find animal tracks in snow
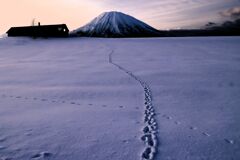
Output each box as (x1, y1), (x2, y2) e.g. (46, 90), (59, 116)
(109, 50), (158, 160)
(224, 139), (234, 144)
(0, 157), (12, 160)
(174, 121), (181, 125)
(0, 93), (133, 111)
(189, 126), (198, 130)
(108, 49), (236, 158)
(202, 132), (211, 137)
(159, 112), (211, 136)
(0, 145), (6, 150)
(31, 152), (52, 159)
(157, 111), (238, 145)
(0, 137), (7, 143)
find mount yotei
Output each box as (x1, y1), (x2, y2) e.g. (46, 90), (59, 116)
(71, 11), (161, 37)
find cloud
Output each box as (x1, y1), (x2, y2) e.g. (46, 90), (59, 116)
(220, 6), (240, 18)
(98, 0), (240, 29)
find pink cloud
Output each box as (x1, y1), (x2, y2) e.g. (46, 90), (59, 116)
(220, 6), (240, 18)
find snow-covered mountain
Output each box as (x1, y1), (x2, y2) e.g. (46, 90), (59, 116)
(71, 11), (161, 37)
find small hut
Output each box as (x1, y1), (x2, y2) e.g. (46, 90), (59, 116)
(7, 23), (69, 37)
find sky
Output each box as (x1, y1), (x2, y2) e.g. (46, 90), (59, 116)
(0, 0), (240, 34)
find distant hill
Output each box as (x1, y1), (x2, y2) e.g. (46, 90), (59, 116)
(161, 19), (240, 37)
(71, 11), (162, 37)
(207, 19), (240, 33)
(71, 11), (240, 38)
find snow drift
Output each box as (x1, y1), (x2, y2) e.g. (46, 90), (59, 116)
(71, 11), (161, 37)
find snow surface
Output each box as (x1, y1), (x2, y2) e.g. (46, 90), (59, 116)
(71, 11), (160, 37)
(0, 37), (240, 160)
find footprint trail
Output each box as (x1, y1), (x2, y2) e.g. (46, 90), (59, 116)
(109, 50), (158, 160)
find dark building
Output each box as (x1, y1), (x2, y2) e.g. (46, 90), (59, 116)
(7, 23), (69, 37)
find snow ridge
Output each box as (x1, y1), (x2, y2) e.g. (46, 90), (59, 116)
(109, 51), (158, 160)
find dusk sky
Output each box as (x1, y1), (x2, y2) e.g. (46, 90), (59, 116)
(1, 0), (240, 34)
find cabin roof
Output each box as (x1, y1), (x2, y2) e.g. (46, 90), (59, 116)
(7, 24), (69, 33)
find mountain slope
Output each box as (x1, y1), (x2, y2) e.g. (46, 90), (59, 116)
(71, 11), (161, 37)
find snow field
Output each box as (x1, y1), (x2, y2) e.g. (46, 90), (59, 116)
(0, 37), (240, 160)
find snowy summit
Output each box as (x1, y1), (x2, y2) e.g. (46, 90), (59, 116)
(71, 11), (161, 37)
